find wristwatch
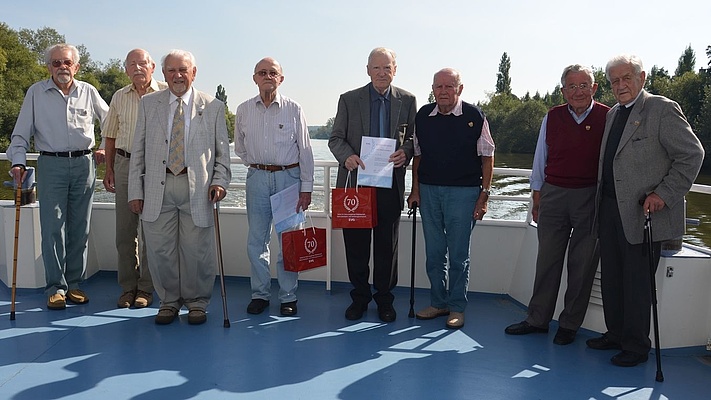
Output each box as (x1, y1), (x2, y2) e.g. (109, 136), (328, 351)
(481, 188), (491, 196)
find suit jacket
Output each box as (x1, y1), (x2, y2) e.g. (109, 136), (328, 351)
(128, 88), (231, 227)
(328, 84), (416, 209)
(595, 90), (704, 244)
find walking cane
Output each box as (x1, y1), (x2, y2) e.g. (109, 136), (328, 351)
(10, 185), (21, 320)
(645, 213), (664, 382)
(212, 193), (230, 328)
(407, 202), (418, 318)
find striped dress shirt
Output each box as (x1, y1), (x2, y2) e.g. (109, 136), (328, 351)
(234, 93), (315, 192)
(103, 79), (168, 151)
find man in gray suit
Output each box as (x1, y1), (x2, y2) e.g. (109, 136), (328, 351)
(128, 49), (231, 325)
(588, 54), (704, 366)
(329, 47), (416, 322)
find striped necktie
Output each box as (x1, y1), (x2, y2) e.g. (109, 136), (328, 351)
(168, 97), (186, 175)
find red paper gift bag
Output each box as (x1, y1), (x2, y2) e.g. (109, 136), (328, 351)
(282, 226), (328, 272)
(331, 186), (378, 229)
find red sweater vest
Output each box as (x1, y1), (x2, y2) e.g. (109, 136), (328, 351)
(544, 102), (609, 188)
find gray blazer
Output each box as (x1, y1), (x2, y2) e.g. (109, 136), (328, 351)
(328, 84), (416, 209)
(595, 90), (704, 244)
(128, 89), (231, 227)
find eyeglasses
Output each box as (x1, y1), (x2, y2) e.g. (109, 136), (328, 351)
(564, 83), (591, 92)
(255, 70), (280, 79)
(51, 59), (74, 68)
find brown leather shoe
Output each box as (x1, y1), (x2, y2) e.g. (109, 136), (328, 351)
(188, 309), (207, 325)
(117, 291), (135, 308)
(416, 306), (450, 320)
(47, 293), (66, 310)
(446, 312), (465, 329)
(66, 289), (89, 304)
(155, 308), (178, 325)
(134, 290), (153, 308)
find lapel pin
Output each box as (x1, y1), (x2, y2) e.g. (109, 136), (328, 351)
(279, 124), (284, 129)
(634, 121), (640, 126)
(585, 125), (591, 130)
(468, 122), (474, 127)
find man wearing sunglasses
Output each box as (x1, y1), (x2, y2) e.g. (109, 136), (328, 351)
(8, 43), (109, 310)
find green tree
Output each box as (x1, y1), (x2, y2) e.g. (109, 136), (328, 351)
(93, 59), (130, 103)
(592, 68), (615, 106)
(706, 45), (711, 67)
(496, 99), (548, 153)
(675, 45), (696, 77)
(17, 26), (64, 64)
(216, 84), (228, 107)
(427, 90), (435, 104)
(495, 52), (512, 95)
(666, 71), (705, 132)
(646, 65), (671, 95)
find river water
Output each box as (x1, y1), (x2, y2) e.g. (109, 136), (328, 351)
(85, 139), (711, 250)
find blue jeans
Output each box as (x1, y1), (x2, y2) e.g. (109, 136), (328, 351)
(37, 154), (95, 295)
(419, 183), (479, 313)
(246, 167), (301, 303)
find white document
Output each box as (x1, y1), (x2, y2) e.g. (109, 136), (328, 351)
(357, 137), (396, 188)
(270, 182), (305, 233)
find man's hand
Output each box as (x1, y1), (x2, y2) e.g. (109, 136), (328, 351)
(103, 170), (116, 193)
(128, 199), (143, 215)
(297, 192), (312, 212)
(407, 191), (420, 209)
(209, 185), (226, 203)
(389, 149), (407, 168)
(94, 149), (106, 165)
(531, 190), (541, 223)
(473, 193), (488, 220)
(345, 154), (365, 171)
(643, 192), (666, 214)
(10, 166), (26, 188)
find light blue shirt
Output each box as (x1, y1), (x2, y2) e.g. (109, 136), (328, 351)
(530, 102), (595, 191)
(8, 78), (109, 166)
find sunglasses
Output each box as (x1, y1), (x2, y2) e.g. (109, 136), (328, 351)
(51, 59), (74, 68)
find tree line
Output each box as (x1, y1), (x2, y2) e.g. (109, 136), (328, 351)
(1, 23), (709, 165)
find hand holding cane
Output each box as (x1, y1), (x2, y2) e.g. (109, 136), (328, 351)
(407, 202), (418, 318)
(212, 189), (230, 328)
(645, 212), (664, 382)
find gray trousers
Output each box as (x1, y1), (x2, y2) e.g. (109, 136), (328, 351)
(525, 183), (599, 331)
(142, 173), (215, 312)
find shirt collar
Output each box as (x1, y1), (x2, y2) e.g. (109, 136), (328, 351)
(428, 98), (463, 116)
(567, 101), (595, 122)
(369, 83), (391, 101)
(129, 79), (163, 94)
(619, 90), (643, 109)
(256, 92), (282, 108)
(170, 87), (193, 105)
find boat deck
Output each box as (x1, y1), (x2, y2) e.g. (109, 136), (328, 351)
(2, 272), (709, 399)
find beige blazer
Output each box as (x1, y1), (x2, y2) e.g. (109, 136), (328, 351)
(128, 89), (231, 227)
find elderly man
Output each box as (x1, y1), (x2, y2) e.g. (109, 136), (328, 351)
(588, 54), (703, 366)
(103, 49), (167, 309)
(407, 68), (494, 329)
(329, 47), (416, 323)
(234, 57), (314, 317)
(8, 43), (108, 310)
(128, 49), (231, 325)
(505, 65), (609, 345)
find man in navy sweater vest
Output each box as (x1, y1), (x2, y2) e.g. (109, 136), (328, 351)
(505, 65), (609, 345)
(407, 68), (495, 329)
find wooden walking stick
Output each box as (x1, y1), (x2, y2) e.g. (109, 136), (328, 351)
(407, 202), (418, 318)
(10, 185), (21, 320)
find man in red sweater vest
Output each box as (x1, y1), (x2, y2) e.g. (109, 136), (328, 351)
(505, 65), (609, 345)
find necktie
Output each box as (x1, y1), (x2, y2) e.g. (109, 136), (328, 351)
(379, 97), (387, 138)
(168, 98), (185, 175)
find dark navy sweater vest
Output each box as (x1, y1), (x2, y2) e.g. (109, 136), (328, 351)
(415, 102), (485, 186)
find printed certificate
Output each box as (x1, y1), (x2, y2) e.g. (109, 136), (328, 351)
(357, 137), (396, 188)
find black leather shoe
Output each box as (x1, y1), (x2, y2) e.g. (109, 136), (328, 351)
(586, 333), (621, 350)
(247, 299), (269, 315)
(504, 321), (549, 335)
(378, 304), (396, 323)
(553, 327), (576, 345)
(611, 350), (649, 367)
(345, 302), (367, 320)
(280, 301), (298, 316)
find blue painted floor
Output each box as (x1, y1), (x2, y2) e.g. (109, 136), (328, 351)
(1, 272), (710, 399)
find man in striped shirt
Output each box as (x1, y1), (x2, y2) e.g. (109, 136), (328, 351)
(103, 49), (167, 309)
(234, 57), (315, 317)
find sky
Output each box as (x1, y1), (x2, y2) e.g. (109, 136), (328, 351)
(3, 0), (710, 125)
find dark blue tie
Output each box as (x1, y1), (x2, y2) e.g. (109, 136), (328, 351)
(379, 97), (387, 138)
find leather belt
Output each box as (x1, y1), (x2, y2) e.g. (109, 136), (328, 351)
(40, 149), (92, 158)
(250, 163), (299, 172)
(116, 148), (131, 158)
(167, 168), (187, 175)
